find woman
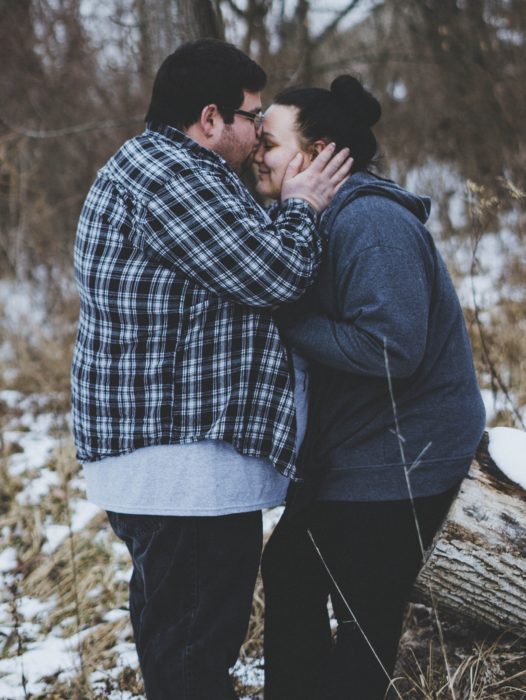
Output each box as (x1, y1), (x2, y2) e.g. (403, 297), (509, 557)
(255, 76), (486, 700)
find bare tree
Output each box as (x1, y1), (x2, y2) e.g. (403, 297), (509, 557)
(1, 0), (524, 284)
(0, 0), (229, 281)
(220, 0), (368, 89)
(309, 0), (526, 186)
(0, 0), (145, 280)
(175, 0), (224, 43)
(408, 0), (524, 179)
(132, 0), (224, 87)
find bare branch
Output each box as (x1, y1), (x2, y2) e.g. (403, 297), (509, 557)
(312, 0), (364, 48)
(108, 15), (141, 29)
(220, 0), (245, 18)
(0, 116), (144, 140)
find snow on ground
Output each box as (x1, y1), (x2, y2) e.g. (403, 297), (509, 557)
(0, 548), (17, 575)
(0, 385), (282, 698)
(0, 387), (140, 698)
(2, 383), (524, 698)
(451, 228), (525, 310)
(479, 386), (519, 427)
(232, 657), (265, 698)
(0, 396), (74, 696)
(0, 631), (79, 700)
(0, 279), (49, 371)
(401, 161), (525, 313)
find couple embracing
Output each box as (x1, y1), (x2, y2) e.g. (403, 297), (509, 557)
(71, 39), (485, 700)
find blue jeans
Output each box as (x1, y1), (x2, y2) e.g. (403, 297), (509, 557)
(107, 510), (263, 700)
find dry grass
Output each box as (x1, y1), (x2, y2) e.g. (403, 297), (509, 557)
(1, 392), (526, 699)
(393, 604), (526, 699)
(465, 180), (526, 430)
(0, 285), (78, 411)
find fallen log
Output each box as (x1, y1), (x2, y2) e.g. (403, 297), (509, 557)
(414, 431), (526, 632)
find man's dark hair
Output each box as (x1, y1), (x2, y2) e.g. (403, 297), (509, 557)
(145, 39), (266, 130)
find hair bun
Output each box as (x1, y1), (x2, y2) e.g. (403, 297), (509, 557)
(330, 75), (381, 128)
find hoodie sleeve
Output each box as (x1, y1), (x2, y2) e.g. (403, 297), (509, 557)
(277, 209), (434, 377)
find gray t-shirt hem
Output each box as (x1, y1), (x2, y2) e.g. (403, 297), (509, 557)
(82, 354), (309, 516)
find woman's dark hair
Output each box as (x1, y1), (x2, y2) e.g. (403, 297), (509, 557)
(146, 39), (267, 130)
(273, 75), (381, 171)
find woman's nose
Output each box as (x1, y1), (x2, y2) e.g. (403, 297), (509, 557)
(253, 141), (264, 164)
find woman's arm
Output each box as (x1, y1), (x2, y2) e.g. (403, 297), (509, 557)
(277, 241), (433, 378)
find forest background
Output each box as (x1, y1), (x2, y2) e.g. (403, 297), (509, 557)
(0, 1), (525, 698)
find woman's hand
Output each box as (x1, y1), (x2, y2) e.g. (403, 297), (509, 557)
(280, 144), (353, 213)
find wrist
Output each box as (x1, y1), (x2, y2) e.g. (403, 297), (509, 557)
(281, 196), (319, 217)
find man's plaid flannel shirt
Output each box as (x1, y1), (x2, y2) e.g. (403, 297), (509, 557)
(71, 124), (321, 478)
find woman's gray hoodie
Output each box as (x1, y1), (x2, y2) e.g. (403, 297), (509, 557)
(277, 171), (486, 506)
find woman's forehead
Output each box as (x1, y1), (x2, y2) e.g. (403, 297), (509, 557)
(263, 104), (299, 136)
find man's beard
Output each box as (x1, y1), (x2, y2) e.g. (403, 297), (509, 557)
(215, 125), (253, 174)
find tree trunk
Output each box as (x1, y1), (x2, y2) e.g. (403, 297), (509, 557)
(175, 0), (224, 43)
(295, 0), (313, 85)
(414, 433), (526, 633)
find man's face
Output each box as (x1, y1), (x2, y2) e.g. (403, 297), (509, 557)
(214, 91), (262, 174)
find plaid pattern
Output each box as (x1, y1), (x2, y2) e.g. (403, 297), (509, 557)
(71, 124), (321, 477)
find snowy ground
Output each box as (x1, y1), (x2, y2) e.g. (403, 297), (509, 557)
(1, 393), (525, 699)
(0, 391), (103, 698)
(0, 387), (279, 698)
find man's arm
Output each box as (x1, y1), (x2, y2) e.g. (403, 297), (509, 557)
(141, 144), (352, 309)
(143, 170), (319, 307)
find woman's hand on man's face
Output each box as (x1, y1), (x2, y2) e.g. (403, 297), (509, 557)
(280, 143), (353, 213)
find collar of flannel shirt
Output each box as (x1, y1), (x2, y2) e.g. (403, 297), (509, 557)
(146, 121), (234, 174)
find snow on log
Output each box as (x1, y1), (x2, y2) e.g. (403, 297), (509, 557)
(414, 430), (526, 633)
(488, 426), (526, 490)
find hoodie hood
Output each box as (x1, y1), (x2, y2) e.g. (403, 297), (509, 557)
(322, 171), (431, 232)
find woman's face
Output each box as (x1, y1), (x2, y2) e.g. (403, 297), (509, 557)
(254, 104), (309, 200)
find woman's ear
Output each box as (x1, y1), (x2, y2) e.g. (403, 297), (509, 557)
(309, 139), (329, 160)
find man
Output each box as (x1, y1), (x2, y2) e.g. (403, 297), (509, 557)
(71, 38), (350, 699)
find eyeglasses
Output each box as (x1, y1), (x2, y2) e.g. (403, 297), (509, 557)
(233, 109), (265, 130)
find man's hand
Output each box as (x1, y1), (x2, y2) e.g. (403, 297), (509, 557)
(281, 143), (353, 213)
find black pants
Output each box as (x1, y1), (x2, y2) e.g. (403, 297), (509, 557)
(261, 488), (457, 700)
(107, 510), (262, 700)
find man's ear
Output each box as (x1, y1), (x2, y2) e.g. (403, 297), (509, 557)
(200, 104), (222, 139)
